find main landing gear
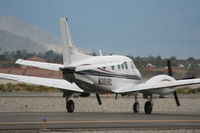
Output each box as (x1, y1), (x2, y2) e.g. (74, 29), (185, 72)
(144, 101), (153, 114)
(64, 92), (75, 113)
(133, 95), (153, 114)
(66, 99), (75, 113)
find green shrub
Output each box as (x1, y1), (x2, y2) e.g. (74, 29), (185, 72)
(176, 87), (200, 94)
(0, 83), (60, 92)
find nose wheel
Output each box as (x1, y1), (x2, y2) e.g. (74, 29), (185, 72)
(133, 94), (140, 113)
(133, 94), (154, 114)
(133, 102), (140, 113)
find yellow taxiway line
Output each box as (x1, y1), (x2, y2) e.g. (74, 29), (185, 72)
(0, 119), (200, 125)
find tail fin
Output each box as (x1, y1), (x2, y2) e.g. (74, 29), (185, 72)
(60, 18), (90, 66)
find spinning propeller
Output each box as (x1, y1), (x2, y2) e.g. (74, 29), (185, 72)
(96, 94), (102, 105)
(167, 60), (180, 106)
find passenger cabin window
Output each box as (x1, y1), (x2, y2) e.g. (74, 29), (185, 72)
(121, 64), (124, 69)
(111, 65), (115, 70)
(118, 65), (121, 69)
(124, 62), (128, 69)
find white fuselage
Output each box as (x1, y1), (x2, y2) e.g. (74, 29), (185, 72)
(64, 55), (143, 94)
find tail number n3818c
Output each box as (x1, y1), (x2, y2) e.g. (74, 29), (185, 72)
(98, 78), (112, 86)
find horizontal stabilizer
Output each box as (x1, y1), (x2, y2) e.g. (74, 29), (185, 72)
(16, 59), (64, 71)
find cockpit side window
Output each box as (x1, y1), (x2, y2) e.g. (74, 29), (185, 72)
(111, 65), (115, 70)
(130, 61), (134, 69)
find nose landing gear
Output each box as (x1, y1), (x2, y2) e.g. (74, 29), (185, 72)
(133, 102), (140, 113)
(133, 94), (153, 114)
(133, 94), (140, 113)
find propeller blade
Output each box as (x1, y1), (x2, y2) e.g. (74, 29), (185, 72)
(167, 60), (180, 106)
(177, 76), (195, 80)
(167, 60), (173, 76)
(173, 91), (180, 106)
(96, 94), (102, 105)
(182, 76), (195, 80)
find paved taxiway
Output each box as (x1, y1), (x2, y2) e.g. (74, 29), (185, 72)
(0, 112), (200, 130)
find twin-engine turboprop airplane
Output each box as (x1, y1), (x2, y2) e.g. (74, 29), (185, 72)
(0, 18), (200, 114)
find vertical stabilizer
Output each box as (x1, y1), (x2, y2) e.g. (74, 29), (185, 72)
(60, 18), (74, 65)
(60, 18), (90, 66)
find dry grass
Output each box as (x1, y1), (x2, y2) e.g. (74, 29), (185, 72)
(0, 83), (60, 92)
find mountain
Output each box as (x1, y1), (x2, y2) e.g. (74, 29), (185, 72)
(0, 15), (62, 53)
(0, 29), (46, 53)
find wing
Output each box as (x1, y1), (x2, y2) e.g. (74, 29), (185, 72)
(16, 59), (64, 71)
(0, 73), (83, 92)
(112, 78), (200, 93)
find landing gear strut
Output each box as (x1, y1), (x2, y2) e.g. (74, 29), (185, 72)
(133, 94), (140, 113)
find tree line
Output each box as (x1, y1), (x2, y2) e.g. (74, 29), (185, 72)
(0, 50), (200, 69)
(0, 50), (63, 67)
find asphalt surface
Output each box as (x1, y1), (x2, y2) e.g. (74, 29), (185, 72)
(0, 112), (200, 130)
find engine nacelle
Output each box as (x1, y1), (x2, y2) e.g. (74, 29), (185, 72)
(144, 75), (176, 95)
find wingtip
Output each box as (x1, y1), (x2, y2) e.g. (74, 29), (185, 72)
(15, 59), (23, 64)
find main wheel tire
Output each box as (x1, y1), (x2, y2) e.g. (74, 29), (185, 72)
(67, 100), (75, 113)
(144, 101), (153, 114)
(133, 102), (140, 113)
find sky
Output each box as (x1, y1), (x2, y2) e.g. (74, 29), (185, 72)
(0, 0), (200, 58)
